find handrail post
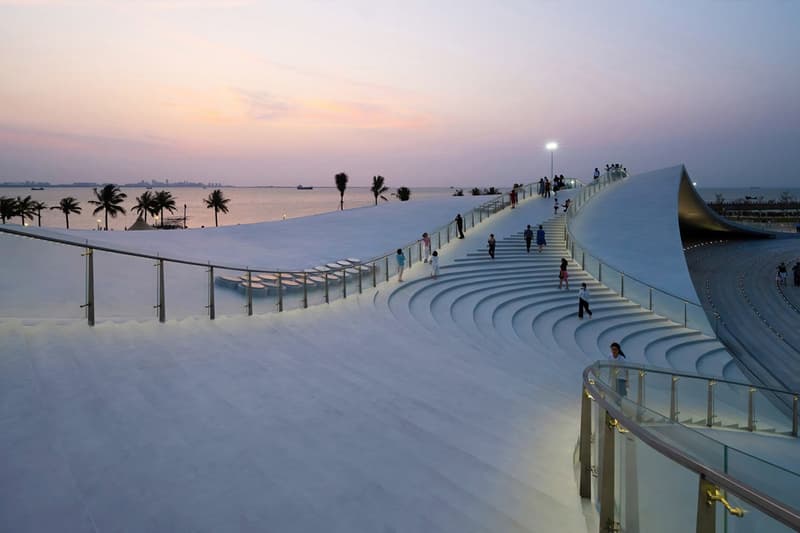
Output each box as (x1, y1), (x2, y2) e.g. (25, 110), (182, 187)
(582, 251), (585, 270)
(418, 241), (422, 261)
(707, 381), (715, 427)
(277, 272), (283, 312)
(637, 370), (645, 407)
(471, 211), (475, 226)
(649, 288), (653, 311)
(599, 263), (603, 283)
(324, 272), (329, 303)
(81, 247), (95, 326)
(372, 261), (377, 287)
(670, 376), (679, 421)
(156, 258), (166, 323)
(479, 208), (483, 223)
(446, 224), (450, 244)
(599, 410), (616, 532)
(246, 270), (253, 316)
(579, 387), (592, 498)
(696, 476), (717, 533)
(684, 303), (688, 328)
(303, 272), (308, 308)
(358, 266), (362, 294)
(621, 273), (625, 297)
(384, 257), (389, 282)
(793, 396), (798, 437)
(342, 268), (347, 299)
(747, 388), (755, 431)
(207, 265), (215, 320)
(408, 246), (412, 268)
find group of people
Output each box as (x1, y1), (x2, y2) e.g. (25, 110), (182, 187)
(522, 224), (547, 254)
(396, 231), (441, 282)
(537, 175), (570, 198)
(553, 198), (571, 215)
(777, 261), (800, 286)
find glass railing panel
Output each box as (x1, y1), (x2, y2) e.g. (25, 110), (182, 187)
(213, 267), (251, 317)
(640, 369), (673, 420)
(624, 276), (652, 312)
(163, 261), (208, 320)
(651, 289), (687, 327)
(93, 249), (158, 320)
(674, 375), (714, 427)
(723, 493), (795, 533)
(0, 234), (85, 320)
(616, 427), (699, 533)
(712, 381), (755, 431)
(278, 272), (306, 311)
(603, 265), (623, 295)
(685, 303), (713, 336)
(584, 253), (601, 281)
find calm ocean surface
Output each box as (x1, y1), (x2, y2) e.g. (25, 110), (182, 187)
(0, 186), (459, 231)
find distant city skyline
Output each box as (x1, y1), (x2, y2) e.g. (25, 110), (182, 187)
(1, 1), (798, 187)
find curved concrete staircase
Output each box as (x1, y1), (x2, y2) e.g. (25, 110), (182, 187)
(381, 214), (746, 382)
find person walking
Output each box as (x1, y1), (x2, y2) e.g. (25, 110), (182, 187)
(609, 342), (628, 396)
(430, 250), (440, 279)
(524, 224), (534, 253)
(422, 232), (432, 263)
(778, 262), (788, 285)
(578, 282), (592, 319)
(488, 234), (496, 260)
(544, 178), (551, 198)
(396, 248), (406, 282)
(455, 214), (465, 239)
(553, 198), (559, 215)
(510, 189), (517, 209)
(559, 257), (569, 289)
(593, 167), (600, 181)
(536, 225), (546, 253)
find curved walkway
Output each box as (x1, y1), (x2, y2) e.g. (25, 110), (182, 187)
(687, 239), (800, 391)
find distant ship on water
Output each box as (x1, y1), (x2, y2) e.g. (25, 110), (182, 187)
(297, 185), (313, 190)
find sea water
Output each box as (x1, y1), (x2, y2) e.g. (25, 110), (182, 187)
(0, 186), (459, 231)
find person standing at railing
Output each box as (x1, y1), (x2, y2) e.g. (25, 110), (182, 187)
(536, 225), (546, 253)
(544, 178), (551, 198)
(487, 234), (496, 259)
(524, 224), (533, 253)
(509, 189), (517, 209)
(593, 167), (600, 181)
(430, 250), (440, 279)
(422, 232), (432, 263)
(578, 282), (592, 319)
(563, 198), (571, 212)
(609, 342), (628, 396)
(396, 249), (406, 282)
(538, 177), (545, 197)
(455, 214), (465, 239)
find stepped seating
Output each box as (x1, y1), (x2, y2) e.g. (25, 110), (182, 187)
(384, 212), (743, 382)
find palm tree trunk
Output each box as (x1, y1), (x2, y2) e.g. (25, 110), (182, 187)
(214, 207), (218, 227)
(105, 210), (109, 231)
(340, 193), (344, 211)
(37, 211), (42, 227)
(374, 195), (377, 206)
(65, 213), (69, 229)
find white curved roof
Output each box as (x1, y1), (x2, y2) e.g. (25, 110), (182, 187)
(569, 165), (700, 304)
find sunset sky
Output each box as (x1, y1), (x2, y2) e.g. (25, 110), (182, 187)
(1, 0), (798, 186)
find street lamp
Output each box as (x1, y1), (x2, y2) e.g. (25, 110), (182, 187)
(546, 142), (558, 181)
(96, 218), (102, 231)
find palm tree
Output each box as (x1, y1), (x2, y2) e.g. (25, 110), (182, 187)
(370, 175), (389, 206)
(88, 184), (127, 230)
(396, 187), (411, 201)
(153, 190), (177, 227)
(0, 196), (17, 224)
(31, 200), (47, 226)
(335, 172), (348, 211)
(15, 195), (36, 225)
(132, 191), (157, 224)
(50, 197), (82, 229)
(203, 189), (230, 227)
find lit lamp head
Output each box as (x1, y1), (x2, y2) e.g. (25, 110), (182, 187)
(546, 142), (558, 151)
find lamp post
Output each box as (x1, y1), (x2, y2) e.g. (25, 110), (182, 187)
(546, 141), (558, 181)
(96, 218), (101, 231)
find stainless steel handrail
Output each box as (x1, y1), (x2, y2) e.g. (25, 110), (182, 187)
(584, 363), (800, 529)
